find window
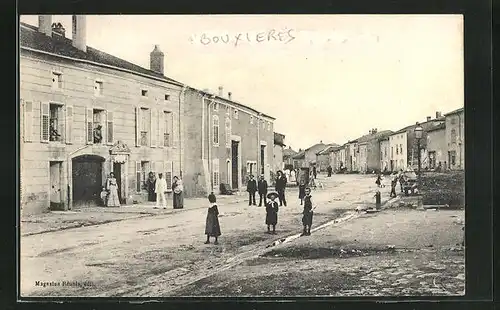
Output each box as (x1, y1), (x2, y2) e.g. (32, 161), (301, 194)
(136, 161), (150, 192)
(250, 115), (254, 124)
(267, 122), (271, 130)
(225, 117), (231, 147)
(212, 159), (220, 191)
(22, 100), (33, 142)
(234, 109), (239, 119)
(226, 106), (230, 115)
(262, 120), (266, 129)
(135, 107), (150, 147)
(165, 161), (173, 191)
(212, 115), (219, 145)
(92, 109), (105, 144)
(213, 103), (218, 111)
(49, 104), (63, 142)
(163, 111), (173, 147)
(396, 146), (399, 155)
(164, 94), (170, 101)
(51, 72), (62, 90)
(94, 80), (103, 96)
(141, 89), (148, 97)
(451, 129), (457, 143)
(384, 147), (387, 157)
(450, 117), (457, 125)
(449, 151), (456, 166)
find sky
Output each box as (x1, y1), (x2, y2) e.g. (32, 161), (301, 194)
(20, 15), (464, 151)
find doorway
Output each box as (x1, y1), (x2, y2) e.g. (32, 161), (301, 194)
(231, 140), (239, 189)
(49, 161), (64, 210)
(260, 145), (266, 175)
(226, 160), (231, 185)
(113, 162), (123, 203)
(72, 155), (105, 207)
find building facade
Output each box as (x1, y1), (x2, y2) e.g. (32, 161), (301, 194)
(282, 146), (298, 170)
(182, 87), (275, 197)
(379, 138), (390, 172)
(426, 124), (446, 170)
(273, 132), (286, 173)
(20, 16), (184, 215)
(388, 130), (408, 172)
(344, 141), (358, 172)
(444, 108), (464, 170)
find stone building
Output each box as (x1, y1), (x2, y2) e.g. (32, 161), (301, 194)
(293, 141), (328, 170)
(344, 140), (358, 172)
(273, 132), (286, 173)
(425, 123), (446, 170)
(444, 107), (464, 170)
(20, 16), (185, 214)
(354, 129), (393, 173)
(282, 146), (298, 170)
(182, 87), (275, 197)
(379, 137), (390, 172)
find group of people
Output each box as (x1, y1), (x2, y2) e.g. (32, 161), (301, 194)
(204, 185), (316, 245)
(147, 172), (184, 209)
(246, 170), (289, 207)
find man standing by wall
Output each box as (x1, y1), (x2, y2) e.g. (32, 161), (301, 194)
(258, 174), (268, 207)
(155, 173), (168, 209)
(247, 174), (257, 206)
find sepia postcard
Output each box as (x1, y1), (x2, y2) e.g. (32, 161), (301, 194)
(19, 14), (465, 298)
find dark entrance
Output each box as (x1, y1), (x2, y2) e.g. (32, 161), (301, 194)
(231, 140), (239, 189)
(260, 145), (265, 175)
(113, 162), (123, 203)
(72, 155), (105, 207)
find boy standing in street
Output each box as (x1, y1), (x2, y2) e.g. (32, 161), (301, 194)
(265, 191), (280, 234)
(301, 187), (314, 236)
(247, 174), (257, 206)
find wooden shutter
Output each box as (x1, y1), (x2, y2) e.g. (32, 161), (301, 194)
(172, 112), (178, 149)
(23, 100), (33, 142)
(106, 110), (114, 145)
(136, 161), (141, 192)
(158, 111), (164, 148)
(86, 108), (93, 144)
(213, 159), (220, 190)
(40, 102), (49, 143)
(150, 109), (157, 147)
(65, 105), (73, 144)
(225, 117), (231, 148)
(135, 107), (141, 147)
(165, 161), (173, 191)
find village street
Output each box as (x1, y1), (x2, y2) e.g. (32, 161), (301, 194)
(20, 173), (464, 297)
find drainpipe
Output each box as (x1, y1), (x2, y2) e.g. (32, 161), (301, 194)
(179, 85), (187, 178)
(66, 144), (92, 210)
(257, 112), (262, 178)
(208, 96), (216, 191)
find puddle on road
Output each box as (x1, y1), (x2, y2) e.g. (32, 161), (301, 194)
(37, 241), (100, 257)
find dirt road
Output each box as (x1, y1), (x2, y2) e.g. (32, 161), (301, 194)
(21, 174), (385, 297)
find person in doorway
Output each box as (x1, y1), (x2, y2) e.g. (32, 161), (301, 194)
(155, 173), (168, 209)
(275, 170), (287, 207)
(298, 179), (306, 205)
(205, 192), (221, 244)
(327, 165), (332, 177)
(246, 174), (257, 206)
(106, 172), (120, 207)
(301, 187), (314, 236)
(172, 176), (184, 209)
(147, 172), (157, 202)
(257, 174), (268, 207)
(265, 191), (279, 234)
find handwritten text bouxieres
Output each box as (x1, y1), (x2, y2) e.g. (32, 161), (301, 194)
(190, 29), (296, 46)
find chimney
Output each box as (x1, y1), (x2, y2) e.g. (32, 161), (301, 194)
(228, 92), (232, 100)
(71, 15), (87, 52)
(426, 116), (431, 122)
(51, 22), (66, 37)
(150, 45), (165, 75)
(38, 15), (52, 36)
(218, 86), (224, 96)
(436, 111), (442, 118)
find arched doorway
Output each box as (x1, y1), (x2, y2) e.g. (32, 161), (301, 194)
(72, 154), (105, 207)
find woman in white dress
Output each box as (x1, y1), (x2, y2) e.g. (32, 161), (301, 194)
(106, 172), (121, 207)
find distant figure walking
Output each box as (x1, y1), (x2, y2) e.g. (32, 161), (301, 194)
(247, 174), (257, 206)
(172, 176), (184, 209)
(309, 171), (316, 189)
(398, 169), (405, 193)
(265, 191), (280, 234)
(312, 166), (317, 179)
(257, 175), (268, 207)
(106, 172), (120, 207)
(375, 174), (382, 187)
(275, 170), (287, 207)
(327, 165), (332, 177)
(155, 173), (168, 208)
(390, 173), (398, 198)
(205, 193), (221, 244)
(301, 187), (314, 236)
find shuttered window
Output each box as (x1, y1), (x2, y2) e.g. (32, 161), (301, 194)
(225, 117), (231, 148)
(136, 161), (141, 192)
(23, 100), (33, 142)
(106, 111), (114, 145)
(213, 158), (220, 191)
(163, 111), (173, 147)
(212, 115), (219, 146)
(65, 105), (73, 144)
(135, 107), (141, 146)
(86, 108), (93, 144)
(40, 102), (49, 143)
(165, 161), (173, 191)
(150, 109), (157, 147)
(172, 112), (178, 149)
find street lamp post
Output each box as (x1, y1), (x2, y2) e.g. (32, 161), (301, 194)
(414, 124), (423, 173)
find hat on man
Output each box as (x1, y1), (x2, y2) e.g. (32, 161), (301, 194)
(267, 191), (279, 199)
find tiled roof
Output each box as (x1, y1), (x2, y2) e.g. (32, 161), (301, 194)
(444, 107), (464, 116)
(356, 130), (393, 143)
(292, 150), (306, 159)
(427, 122), (446, 132)
(317, 144), (342, 155)
(20, 22), (182, 85)
(283, 147), (297, 157)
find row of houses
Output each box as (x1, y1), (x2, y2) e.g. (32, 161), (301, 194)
(20, 15), (279, 215)
(316, 109), (464, 173)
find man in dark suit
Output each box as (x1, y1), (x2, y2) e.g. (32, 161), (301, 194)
(257, 174), (268, 207)
(246, 174), (257, 206)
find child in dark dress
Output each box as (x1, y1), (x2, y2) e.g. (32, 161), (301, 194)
(301, 187), (314, 236)
(265, 191), (279, 234)
(205, 193), (221, 245)
(298, 180), (306, 205)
